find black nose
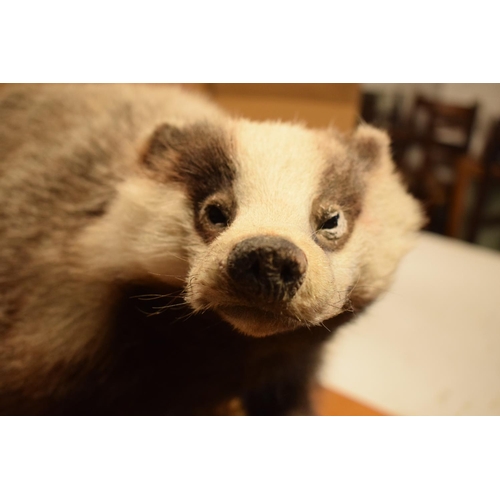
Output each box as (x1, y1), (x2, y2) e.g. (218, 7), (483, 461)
(226, 236), (307, 302)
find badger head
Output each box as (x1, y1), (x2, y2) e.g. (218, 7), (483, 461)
(132, 117), (424, 337)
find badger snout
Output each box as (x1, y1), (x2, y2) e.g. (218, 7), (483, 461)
(226, 236), (307, 302)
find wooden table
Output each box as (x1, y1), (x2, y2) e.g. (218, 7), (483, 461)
(313, 386), (384, 416)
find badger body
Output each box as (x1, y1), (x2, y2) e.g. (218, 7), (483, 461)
(0, 85), (423, 415)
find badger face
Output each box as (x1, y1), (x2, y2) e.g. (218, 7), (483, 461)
(140, 118), (423, 337)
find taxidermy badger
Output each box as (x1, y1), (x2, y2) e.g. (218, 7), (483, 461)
(0, 85), (423, 415)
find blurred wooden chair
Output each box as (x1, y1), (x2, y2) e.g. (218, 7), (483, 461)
(448, 119), (500, 241)
(393, 95), (478, 235)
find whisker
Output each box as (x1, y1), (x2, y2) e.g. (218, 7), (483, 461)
(130, 292), (181, 301)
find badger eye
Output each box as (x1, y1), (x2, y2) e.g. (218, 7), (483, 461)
(206, 204), (229, 227)
(316, 210), (347, 242)
(320, 213), (340, 230)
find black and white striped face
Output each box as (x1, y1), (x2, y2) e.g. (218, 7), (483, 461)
(142, 119), (423, 336)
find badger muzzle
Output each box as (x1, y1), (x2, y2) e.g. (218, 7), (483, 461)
(226, 236), (308, 302)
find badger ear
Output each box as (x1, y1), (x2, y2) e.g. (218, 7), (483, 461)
(350, 123), (392, 171)
(141, 123), (185, 172)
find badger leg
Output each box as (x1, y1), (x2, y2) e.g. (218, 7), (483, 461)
(244, 384), (313, 416)
(241, 345), (321, 416)
(242, 376), (315, 416)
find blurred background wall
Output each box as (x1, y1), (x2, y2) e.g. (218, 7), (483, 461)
(184, 83), (360, 132)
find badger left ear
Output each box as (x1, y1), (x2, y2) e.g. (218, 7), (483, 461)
(140, 123), (186, 175)
(350, 123), (392, 171)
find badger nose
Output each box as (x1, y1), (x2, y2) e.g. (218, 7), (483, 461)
(226, 236), (307, 302)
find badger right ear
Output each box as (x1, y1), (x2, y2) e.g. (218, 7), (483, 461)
(141, 123), (185, 173)
(350, 124), (392, 171)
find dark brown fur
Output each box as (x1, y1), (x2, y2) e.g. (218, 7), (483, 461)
(311, 163), (364, 252)
(0, 284), (355, 416)
(142, 122), (238, 242)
